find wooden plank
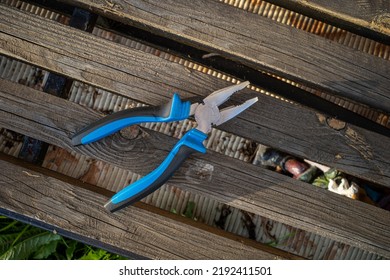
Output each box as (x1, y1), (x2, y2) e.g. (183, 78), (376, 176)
(14, 4), (98, 163)
(6, 0), (390, 136)
(1, 79), (390, 258)
(57, 0), (390, 112)
(266, 0), (390, 43)
(0, 155), (285, 260)
(0, 6), (389, 185)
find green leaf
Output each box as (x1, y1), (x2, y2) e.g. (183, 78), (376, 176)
(0, 232), (22, 254)
(32, 239), (60, 259)
(183, 201), (196, 219)
(0, 217), (127, 260)
(0, 227), (43, 254)
(65, 240), (78, 260)
(0, 231), (61, 260)
(324, 168), (341, 180)
(266, 232), (296, 247)
(0, 220), (19, 233)
(79, 248), (107, 260)
(312, 177), (329, 188)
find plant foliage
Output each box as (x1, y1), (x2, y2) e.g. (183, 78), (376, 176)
(0, 216), (127, 260)
(312, 168), (343, 189)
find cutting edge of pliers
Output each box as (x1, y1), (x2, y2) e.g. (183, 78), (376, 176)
(71, 81), (258, 212)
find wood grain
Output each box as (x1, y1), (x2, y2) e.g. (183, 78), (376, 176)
(0, 6), (389, 185)
(57, 0), (390, 112)
(266, 0), (390, 41)
(0, 155), (285, 260)
(1, 79), (390, 258)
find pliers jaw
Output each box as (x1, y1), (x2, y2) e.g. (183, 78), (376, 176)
(191, 81), (258, 134)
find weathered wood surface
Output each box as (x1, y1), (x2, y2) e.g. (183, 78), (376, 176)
(1, 79), (390, 258)
(58, 0), (390, 112)
(0, 155), (286, 260)
(266, 0), (390, 42)
(1, 5), (389, 185)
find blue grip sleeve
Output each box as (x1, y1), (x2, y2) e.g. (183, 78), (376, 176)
(72, 94), (191, 145)
(105, 128), (208, 212)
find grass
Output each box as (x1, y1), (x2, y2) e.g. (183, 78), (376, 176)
(0, 216), (127, 260)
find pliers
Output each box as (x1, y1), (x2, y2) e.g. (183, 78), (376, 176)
(72, 81), (257, 212)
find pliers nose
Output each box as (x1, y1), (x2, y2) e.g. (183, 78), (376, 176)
(72, 81), (257, 212)
(193, 81), (258, 133)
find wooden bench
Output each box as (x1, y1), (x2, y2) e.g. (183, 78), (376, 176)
(0, 0), (389, 259)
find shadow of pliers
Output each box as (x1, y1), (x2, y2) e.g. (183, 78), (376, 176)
(72, 81), (258, 212)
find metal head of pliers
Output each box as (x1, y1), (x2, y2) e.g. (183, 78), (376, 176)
(190, 81), (257, 134)
(72, 81), (257, 212)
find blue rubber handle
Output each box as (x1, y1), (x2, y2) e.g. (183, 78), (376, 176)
(104, 128), (208, 212)
(72, 94), (191, 145)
